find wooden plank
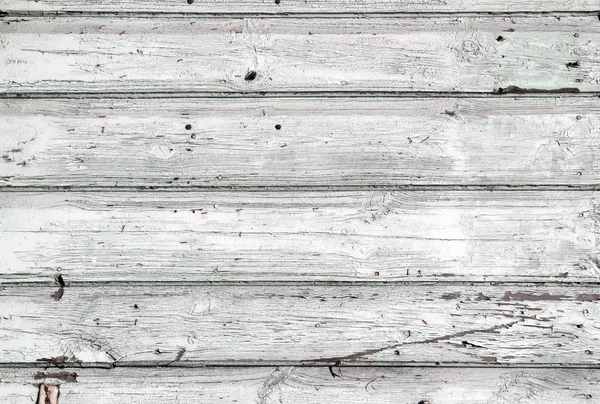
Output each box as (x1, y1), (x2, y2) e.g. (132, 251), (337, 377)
(1, 284), (598, 365)
(1, 367), (599, 404)
(1, 16), (598, 94)
(1, 0), (598, 14)
(2, 97), (600, 187)
(1, 190), (599, 283)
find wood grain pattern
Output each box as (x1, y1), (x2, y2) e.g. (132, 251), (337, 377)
(2, 97), (600, 187)
(1, 284), (599, 365)
(2, 0), (598, 14)
(1, 16), (598, 94)
(1, 367), (599, 404)
(1, 190), (599, 283)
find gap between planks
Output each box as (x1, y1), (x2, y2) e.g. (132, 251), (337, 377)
(2, 92), (600, 99)
(3, 185), (600, 192)
(2, 11), (600, 18)
(3, 281), (600, 287)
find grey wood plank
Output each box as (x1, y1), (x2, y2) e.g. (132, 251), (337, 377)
(1, 190), (599, 283)
(0, 284), (598, 365)
(1, 16), (598, 94)
(1, 0), (598, 14)
(1, 367), (599, 404)
(2, 97), (600, 187)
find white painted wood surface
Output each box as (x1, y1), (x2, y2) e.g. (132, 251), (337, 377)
(1, 191), (599, 283)
(2, 0), (598, 14)
(1, 1), (599, 399)
(1, 367), (598, 404)
(2, 97), (600, 187)
(1, 16), (598, 94)
(1, 284), (598, 365)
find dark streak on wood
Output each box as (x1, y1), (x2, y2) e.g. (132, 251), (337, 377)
(175, 348), (186, 362)
(502, 292), (568, 301)
(51, 274), (66, 301)
(50, 287), (64, 301)
(576, 294), (600, 301)
(36, 356), (71, 364)
(495, 86), (580, 94)
(36, 356), (80, 367)
(34, 372), (78, 383)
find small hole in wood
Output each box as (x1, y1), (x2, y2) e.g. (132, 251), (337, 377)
(191, 134), (196, 139)
(574, 33), (580, 38)
(496, 36), (504, 42)
(275, 124), (281, 130)
(576, 115), (583, 120)
(275, 0), (281, 4)
(134, 304), (139, 309)
(187, 0), (194, 4)
(185, 124), (192, 130)
(245, 71), (258, 81)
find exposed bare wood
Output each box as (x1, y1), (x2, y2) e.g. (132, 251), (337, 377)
(0, 284), (598, 365)
(1, 367), (599, 404)
(1, 16), (598, 95)
(1, 98), (600, 187)
(1, 190), (599, 283)
(36, 384), (59, 404)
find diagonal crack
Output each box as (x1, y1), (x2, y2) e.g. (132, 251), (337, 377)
(302, 320), (522, 363)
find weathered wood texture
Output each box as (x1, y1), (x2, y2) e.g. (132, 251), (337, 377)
(1, 191), (599, 283)
(1, 284), (598, 365)
(1, 367), (599, 404)
(2, 98), (600, 187)
(1, 0), (598, 14)
(1, 16), (598, 94)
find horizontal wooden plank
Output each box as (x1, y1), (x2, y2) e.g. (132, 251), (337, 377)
(1, 190), (599, 283)
(2, 97), (600, 187)
(1, 16), (598, 94)
(1, 284), (599, 365)
(1, 367), (599, 404)
(1, 0), (598, 14)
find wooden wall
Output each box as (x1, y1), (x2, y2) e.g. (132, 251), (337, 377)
(0, 0), (599, 402)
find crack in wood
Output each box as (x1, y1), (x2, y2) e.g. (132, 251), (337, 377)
(302, 320), (522, 363)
